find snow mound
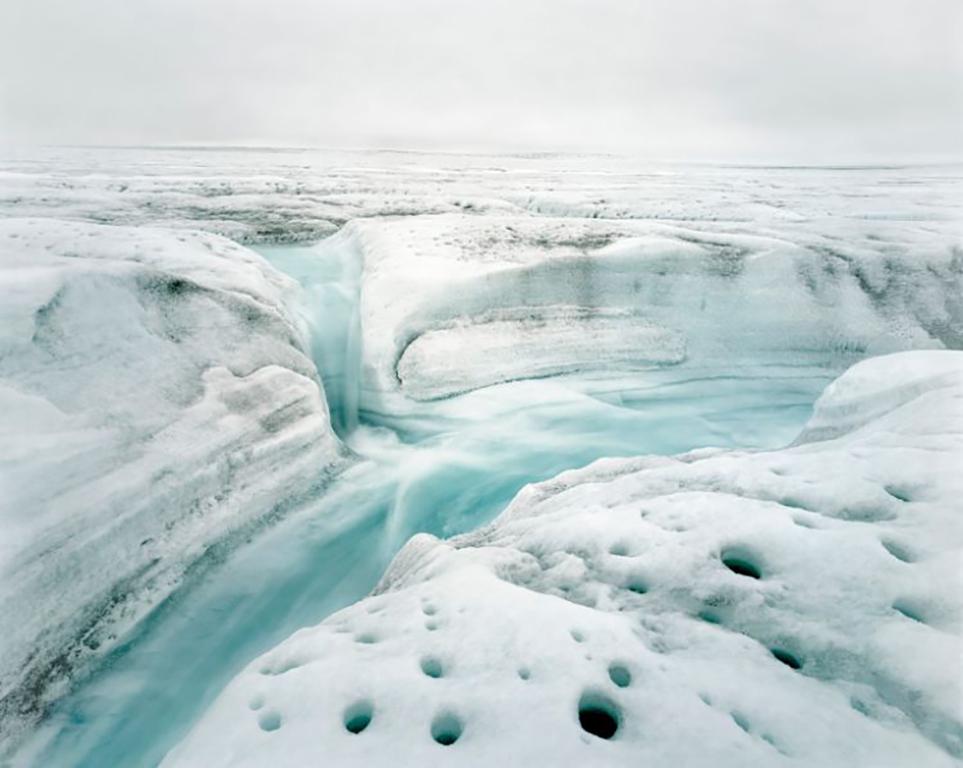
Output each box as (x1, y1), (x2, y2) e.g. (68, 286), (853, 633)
(164, 351), (963, 768)
(0, 219), (346, 740)
(345, 213), (961, 409)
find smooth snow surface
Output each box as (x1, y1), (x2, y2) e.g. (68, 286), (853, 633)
(165, 351), (963, 768)
(0, 219), (345, 743)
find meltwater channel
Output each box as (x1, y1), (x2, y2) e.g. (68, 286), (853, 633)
(19, 238), (834, 767)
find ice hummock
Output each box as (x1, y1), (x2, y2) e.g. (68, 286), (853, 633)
(163, 351), (963, 768)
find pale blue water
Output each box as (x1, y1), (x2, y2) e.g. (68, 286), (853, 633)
(19, 242), (834, 767)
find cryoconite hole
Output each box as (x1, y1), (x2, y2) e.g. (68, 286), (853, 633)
(258, 710), (282, 732)
(721, 548), (762, 579)
(893, 600), (926, 624)
(770, 647), (802, 670)
(248, 694), (265, 711)
(884, 485), (912, 503)
(343, 700), (374, 734)
(578, 691), (621, 739)
(626, 578), (648, 595)
(731, 711), (751, 733)
(420, 656), (444, 678)
(431, 711), (463, 746)
(881, 538), (915, 563)
(697, 609), (723, 625)
(608, 663), (631, 688)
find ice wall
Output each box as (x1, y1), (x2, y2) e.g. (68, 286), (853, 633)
(343, 213), (961, 414)
(0, 219), (347, 743)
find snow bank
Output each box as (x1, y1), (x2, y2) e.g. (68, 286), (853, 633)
(0, 219), (346, 740)
(345, 213), (960, 410)
(164, 350), (963, 767)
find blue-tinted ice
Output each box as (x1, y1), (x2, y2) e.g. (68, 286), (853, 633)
(21, 241), (832, 767)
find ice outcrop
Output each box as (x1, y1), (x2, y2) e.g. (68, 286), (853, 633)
(3, 148), (960, 418)
(0, 219), (346, 741)
(344, 213), (961, 411)
(164, 351), (963, 767)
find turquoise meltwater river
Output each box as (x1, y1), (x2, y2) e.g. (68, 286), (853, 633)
(17, 240), (835, 767)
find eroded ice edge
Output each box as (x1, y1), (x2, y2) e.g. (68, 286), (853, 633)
(165, 351), (963, 768)
(0, 149), (961, 766)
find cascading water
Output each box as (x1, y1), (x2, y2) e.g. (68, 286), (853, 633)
(256, 240), (364, 437)
(18, 235), (836, 768)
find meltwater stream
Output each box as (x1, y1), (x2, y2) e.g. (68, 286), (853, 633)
(20, 241), (835, 767)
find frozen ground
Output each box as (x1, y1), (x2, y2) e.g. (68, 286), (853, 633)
(0, 148), (961, 765)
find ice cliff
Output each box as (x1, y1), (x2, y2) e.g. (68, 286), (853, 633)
(0, 219), (346, 740)
(340, 213), (961, 413)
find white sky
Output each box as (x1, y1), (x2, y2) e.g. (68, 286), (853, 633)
(1, 0), (961, 160)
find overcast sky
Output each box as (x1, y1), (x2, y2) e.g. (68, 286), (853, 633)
(1, 0), (961, 160)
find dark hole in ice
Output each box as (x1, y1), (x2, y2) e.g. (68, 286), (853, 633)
(608, 663), (631, 688)
(518, 667), (531, 680)
(893, 600), (926, 624)
(884, 486), (912, 503)
(881, 538), (915, 563)
(721, 550), (762, 579)
(344, 701), (373, 734)
(770, 648), (802, 670)
(609, 542), (630, 557)
(626, 578), (648, 595)
(166, 278), (191, 296)
(421, 656), (444, 678)
(431, 711), (463, 746)
(578, 691), (621, 739)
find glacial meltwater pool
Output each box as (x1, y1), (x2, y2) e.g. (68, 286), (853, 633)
(17, 241), (836, 767)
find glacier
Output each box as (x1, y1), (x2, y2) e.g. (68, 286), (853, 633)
(0, 218), (346, 745)
(163, 351), (963, 768)
(0, 148), (961, 766)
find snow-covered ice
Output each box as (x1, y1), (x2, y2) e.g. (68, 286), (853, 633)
(1, 148), (961, 764)
(343, 211), (961, 410)
(163, 351), (963, 768)
(0, 219), (345, 740)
